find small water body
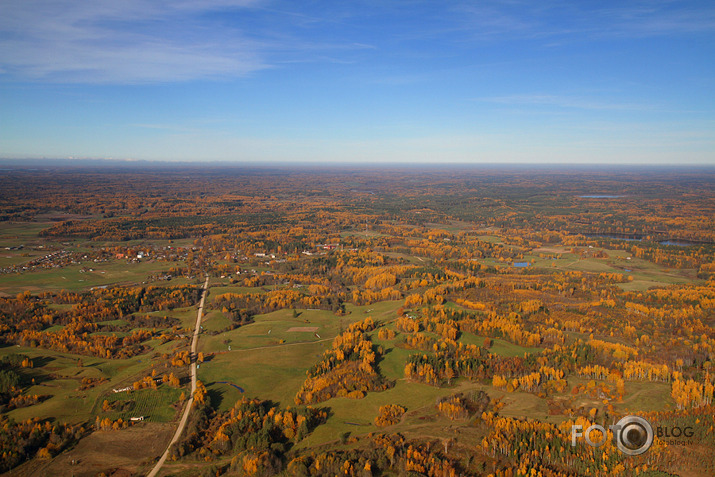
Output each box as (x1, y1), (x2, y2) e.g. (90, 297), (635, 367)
(659, 240), (698, 247)
(513, 262), (530, 268)
(217, 381), (245, 392)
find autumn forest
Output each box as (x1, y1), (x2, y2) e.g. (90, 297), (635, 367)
(0, 165), (713, 477)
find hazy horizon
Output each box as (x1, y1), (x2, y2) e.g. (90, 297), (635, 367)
(2, 157), (715, 173)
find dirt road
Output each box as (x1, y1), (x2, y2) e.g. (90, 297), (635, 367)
(146, 275), (209, 477)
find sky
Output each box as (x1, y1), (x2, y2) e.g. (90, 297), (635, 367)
(0, 0), (714, 165)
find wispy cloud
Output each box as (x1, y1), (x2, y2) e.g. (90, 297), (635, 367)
(3, 1), (712, 85)
(474, 94), (656, 112)
(449, 0), (715, 44)
(0, 1), (384, 84)
(0, 0), (268, 83)
(593, 2), (715, 38)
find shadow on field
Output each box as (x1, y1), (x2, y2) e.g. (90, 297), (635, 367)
(207, 387), (225, 409)
(31, 355), (55, 368)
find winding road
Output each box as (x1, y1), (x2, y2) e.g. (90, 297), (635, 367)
(147, 275), (209, 477)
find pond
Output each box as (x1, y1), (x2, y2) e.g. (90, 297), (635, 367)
(659, 240), (700, 247)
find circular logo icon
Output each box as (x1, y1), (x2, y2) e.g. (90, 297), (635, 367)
(615, 416), (653, 456)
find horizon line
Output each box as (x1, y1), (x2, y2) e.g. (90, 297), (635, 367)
(1, 158), (714, 174)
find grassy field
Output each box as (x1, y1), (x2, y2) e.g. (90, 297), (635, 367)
(296, 380), (455, 449)
(0, 221), (54, 244)
(0, 347), (140, 424)
(519, 246), (699, 291)
(208, 285), (265, 297)
(372, 340), (412, 381)
(201, 310), (325, 353)
(381, 251), (430, 264)
(199, 306), (381, 354)
(140, 306), (201, 330)
(459, 331), (542, 357)
(425, 220), (476, 233)
(0, 258), (186, 294)
(475, 234), (503, 243)
(198, 340), (332, 411)
(195, 301), (400, 409)
(93, 385), (184, 422)
(10, 422), (175, 477)
(294, 369), (677, 450)
(344, 299), (403, 321)
(194, 293), (555, 448)
(0, 339), (188, 425)
(618, 379), (673, 413)
(0, 222), (58, 275)
(194, 300), (675, 451)
(487, 241), (701, 290)
(193, 292), (554, 450)
(0, 251), (46, 269)
(200, 309), (233, 332)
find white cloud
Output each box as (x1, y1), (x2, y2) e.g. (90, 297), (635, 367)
(0, 0), (268, 83)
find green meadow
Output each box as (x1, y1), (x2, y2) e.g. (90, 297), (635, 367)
(0, 258), (186, 294)
(92, 385), (184, 423)
(0, 344), (151, 424)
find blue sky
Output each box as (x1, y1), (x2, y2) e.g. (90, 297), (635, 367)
(1, 0), (713, 164)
